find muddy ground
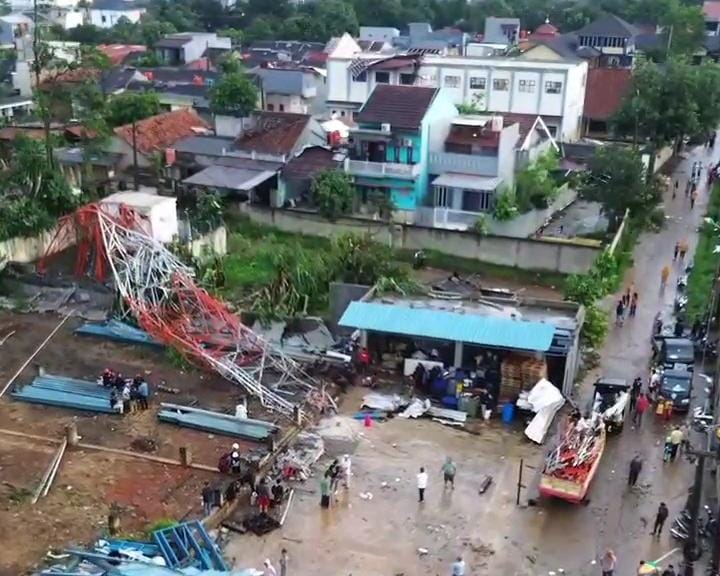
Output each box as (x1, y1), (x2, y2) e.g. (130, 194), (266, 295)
(0, 311), (277, 575)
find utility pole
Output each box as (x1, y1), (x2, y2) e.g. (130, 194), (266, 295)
(683, 451), (707, 576)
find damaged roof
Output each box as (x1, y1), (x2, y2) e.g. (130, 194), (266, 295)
(234, 112), (311, 156)
(114, 109), (210, 155)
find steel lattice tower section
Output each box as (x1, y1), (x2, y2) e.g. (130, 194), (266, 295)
(41, 203), (330, 419)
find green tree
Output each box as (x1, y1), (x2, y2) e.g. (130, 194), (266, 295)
(209, 72), (258, 117)
(310, 0), (359, 38)
(662, 0), (705, 57)
(515, 150), (559, 211)
(367, 189), (395, 221)
(106, 92), (161, 190)
(614, 58), (699, 177)
(311, 170), (354, 220)
(352, 0), (403, 28)
(218, 27), (244, 45)
(691, 62), (720, 138)
(244, 16), (278, 42)
(579, 145), (660, 231)
(140, 20), (178, 47)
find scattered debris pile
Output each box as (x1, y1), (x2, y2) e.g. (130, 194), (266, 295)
(274, 431), (324, 481)
(360, 393), (467, 428)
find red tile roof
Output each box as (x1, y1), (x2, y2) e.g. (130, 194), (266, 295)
(704, 1), (720, 21)
(446, 124), (500, 147)
(234, 112), (311, 156)
(185, 57), (215, 71)
(583, 68), (632, 121)
(97, 44), (147, 66)
(356, 85), (439, 131)
(114, 109), (210, 155)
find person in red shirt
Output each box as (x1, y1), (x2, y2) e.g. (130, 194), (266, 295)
(356, 347), (370, 373)
(634, 393), (650, 428)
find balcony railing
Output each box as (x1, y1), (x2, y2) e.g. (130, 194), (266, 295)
(415, 207), (484, 230)
(428, 152), (497, 176)
(345, 158), (421, 179)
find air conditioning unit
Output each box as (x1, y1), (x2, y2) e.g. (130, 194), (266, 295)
(402, 138), (414, 147)
(381, 123), (391, 132)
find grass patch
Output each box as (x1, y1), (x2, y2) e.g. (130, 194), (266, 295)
(223, 214), (569, 310)
(686, 183), (720, 322)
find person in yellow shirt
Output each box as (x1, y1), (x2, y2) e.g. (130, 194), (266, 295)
(669, 426), (684, 461)
(660, 265), (671, 289)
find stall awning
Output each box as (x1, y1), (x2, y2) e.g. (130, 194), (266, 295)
(339, 301), (555, 352)
(432, 173), (503, 191)
(183, 166), (276, 191)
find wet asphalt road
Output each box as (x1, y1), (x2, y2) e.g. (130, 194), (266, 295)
(516, 142), (720, 576)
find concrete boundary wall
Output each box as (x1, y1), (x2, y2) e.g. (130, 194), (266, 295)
(0, 227), (67, 266)
(240, 205), (603, 274)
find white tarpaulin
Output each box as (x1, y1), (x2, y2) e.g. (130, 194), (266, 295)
(523, 378), (565, 444)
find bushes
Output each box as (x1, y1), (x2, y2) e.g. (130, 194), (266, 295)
(492, 188), (519, 221)
(686, 183), (720, 322)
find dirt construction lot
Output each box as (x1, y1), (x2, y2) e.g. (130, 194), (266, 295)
(0, 311), (273, 576)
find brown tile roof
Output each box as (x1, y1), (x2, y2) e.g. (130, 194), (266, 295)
(583, 68), (632, 121)
(0, 127), (47, 141)
(282, 146), (340, 180)
(356, 85), (439, 131)
(40, 67), (101, 87)
(234, 112), (311, 156)
(114, 109), (210, 155)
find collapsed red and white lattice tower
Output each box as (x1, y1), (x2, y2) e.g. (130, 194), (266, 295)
(40, 202), (329, 418)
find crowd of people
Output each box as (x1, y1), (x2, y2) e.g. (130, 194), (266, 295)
(101, 369), (150, 414)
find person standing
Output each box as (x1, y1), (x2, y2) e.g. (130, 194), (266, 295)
(442, 456), (456, 489)
(263, 559), (278, 576)
(616, 299), (625, 327)
(673, 180), (679, 199)
(679, 239), (688, 261)
(630, 377), (641, 412)
(319, 473), (331, 509)
(630, 292), (639, 317)
(674, 241), (679, 261)
(601, 549), (617, 576)
(661, 265), (671, 290)
(417, 466), (428, 502)
(651, 502), (669, 537)
(201, 482), (214, 516)
(691, 189), (698, 210)
(634, 393), (650, 427)
(451, 556), (466, 576)
(256, 478), (271, 514)
(138, 378), (149, 410)
(628, 454), (642, 486)
(669, 426), (684, 461)
(279, 549), (289, 576)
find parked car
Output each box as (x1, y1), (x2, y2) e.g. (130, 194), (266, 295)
(653, 337), (695, 372)
(659, 369), (693, 411)
(590, 378), (629, 433)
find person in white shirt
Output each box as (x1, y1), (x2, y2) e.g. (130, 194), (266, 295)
(263, 558), (277, 576)
(417, 466), (428, 502)
(452, 556), (466, 576)
(340, 454), (352, 488)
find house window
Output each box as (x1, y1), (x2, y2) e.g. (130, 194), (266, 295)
(435, 186), (450, 207)
(469, 76), (486, 90)
(375, 71), (389, 84)
(101, 14), (106, 22)
(354, 70), (367, 82)
(400, 73), (415, 85)
(267, 103), (274, 111)
(545, 81), (562, 94)
(279, 104), (285, 112)
(518, 79), (536, 93)
(492, 78), (509, 91)
(444, 75), (460, 88)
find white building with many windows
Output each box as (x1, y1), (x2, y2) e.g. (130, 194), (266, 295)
(326, 43), (588, 141)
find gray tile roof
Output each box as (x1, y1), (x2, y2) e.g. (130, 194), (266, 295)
(575, 14), (638, 38)
(255, 68), (307, 96)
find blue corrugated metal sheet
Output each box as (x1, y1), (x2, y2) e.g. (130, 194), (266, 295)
(75, 320), (162, 348)
(339, 301), (555, 352)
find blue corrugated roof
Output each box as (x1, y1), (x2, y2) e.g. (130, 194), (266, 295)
(339, 301), (555, 352)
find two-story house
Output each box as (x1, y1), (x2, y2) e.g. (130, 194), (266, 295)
(253, 67), (326, 115)
(344, 84), (457, 219)
(421, 113), (557, 230)
(326, 40), (587, 141)
(574, 14), (639, 68)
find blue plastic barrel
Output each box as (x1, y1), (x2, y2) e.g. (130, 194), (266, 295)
(502, 403), (515, 423)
